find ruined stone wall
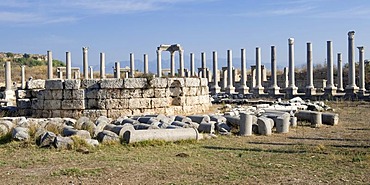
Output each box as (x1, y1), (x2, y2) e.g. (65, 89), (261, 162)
(16, 78), (211, 119)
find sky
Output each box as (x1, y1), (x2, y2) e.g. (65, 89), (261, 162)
(1, 0), (370, 73)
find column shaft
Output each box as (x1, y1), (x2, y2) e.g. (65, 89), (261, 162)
(89, 66), (93, 79)
(358, 46), (365, 91)
(5, 61), (11, 90)
(83, 47), (88, 79)
(130, 53), (135, 78)
(179, 50), (184, 77)
(211, 51), (220, 94)
(100, 52), (106, 79)
(201, 52), (206, 78)
(337, 53), (343, 91)
(66, 52), (72, 80)
(170, 51), (175, 76)
(190, 53), (195, 77)
(225, 50), (235, 94)
(345, 31), (359, 94)
(21, 65), (26, 89)
(157, 50), (162, 77)
(144, 54), (148, 74)
(115, 62), (120, 79)
(47, 50), (53, 79)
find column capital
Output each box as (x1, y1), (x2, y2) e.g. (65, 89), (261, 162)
(357, 46), (365, 52)
(288, 38), (294, 44)
(82, 47), (88, 52)
(348, 31), (355, 38)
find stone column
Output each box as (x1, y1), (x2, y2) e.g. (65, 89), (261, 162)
(179, 50), (184, 77)
(254, 47), (264, 95)
(286, 38), (298, 97)
(190, 53), (195, 77)
(283, 67), (288, 88)
(83, 47), (88, 79)
(306, 42), (315, 96)
(238, 48), (249, 94)
(115, 62), (120, 79)
(211, 51), (221, 94)
(325, 41), (337, 95)
(144, 54), (148, 74)
(201, 52), (206, 78)
(251, 66), (256, 88)
(130, 53), (135, 78)
(337, 53), (344, 91)
(21, 65), (26, 89)
(157, 49), (162, 77)
(89, 66), (93, 79)
(345, 31), (359, 94)
(5, 61), (11, 91)
(358, 46), (366, 92)
(225, 50), (235, 94)
(57, 68), (63, 79)
(170, 51), (175, 76)
(269, 46), (280, 95)
(100, 52), (106, 79)
(66, 52), (72, 80)
(47, 50), (53, 79)
(221, 67), (228, 91)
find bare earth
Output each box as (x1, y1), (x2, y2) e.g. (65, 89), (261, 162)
(0, 101), (369, 185)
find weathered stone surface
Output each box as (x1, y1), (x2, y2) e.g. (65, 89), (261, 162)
(107, 109), (132, 118)
(171, 96), (186, 106)
(121, 89), (142, 99)
(96, 130), (120, 143)
(142, 88), (154, 98)
(43, 100), (61, 110)
(150, 78), (168, 88)
(124, 78), (147, 89)
(257, 117), (273, 135)
(17, 99), (31, 109)
(185, 96), (198, 106)
(11, 127), (29, 141)
(188, 115), (210, 124)
(239, 112), (253, 136)
(129, 98), (151, 109)
(45, 79), (64, 90)
(82, 110), (107, 118)
(72, 89), (84, 100)
(169, 87), (183, 97)
(38, 131), (57, 148)
(62, 127), (91, 139)
(105, 99), (129, 109)
(154, 88), (169, 98)
(61, 100), (85, 110)
(198, 122), (215, 133)
(85, 139), (99, 146)
(183, 87), (200, 96)
(30, 98), (43, 110)
(322, 113), (339, 125)
(151, 98), (170, 108)
(64, 79), (81, 89)
(100, 79), (124, 89)
(62, 110), (83, 119)
(198, 95), (210, 104)
(81, 79), (100, 89)
(85, 88), (99, 99)
(16, 90), (30, 99)
(104, 89), (121, 99)
(185, 78), (200, 87)
(44, 90), (63, 100)
(54, 136), (73, 149)
(27, 79), (45, 89)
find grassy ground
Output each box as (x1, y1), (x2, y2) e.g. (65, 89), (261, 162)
(0, 101), (369, 184)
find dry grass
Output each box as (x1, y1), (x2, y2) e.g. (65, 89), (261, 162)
(0, 101), (369, 184)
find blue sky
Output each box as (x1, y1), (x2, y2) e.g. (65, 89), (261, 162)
(1, 0), (370, 73)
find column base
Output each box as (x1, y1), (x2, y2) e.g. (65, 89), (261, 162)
(345, 85), (359, 95)
(268, 86), (280, 96)
(2, 90), (16, 106)
(286, 86), (298, 98)
(336, 87), (344, 92)
(305, 86), (316, 96)
(225, 86), (235, 94)
(253, 86), (265, 95)
(238, 85), (250, 94)
(324, 86), (337, 96)
(210, 86), (221, 95)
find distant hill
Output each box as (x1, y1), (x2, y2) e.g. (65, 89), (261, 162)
(0, 52), (65, 67)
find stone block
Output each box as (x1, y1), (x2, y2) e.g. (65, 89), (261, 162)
(81, 79), (100, 89)
(61, 100), (85, 110)
(44, 90), (63, 100)
(31, 98), (44, 110)
(62, 110), (83, 119)
(105, 99), (129, 109)
(151, 98), (171, 108)
(171, 96), (186, 106)
(43, 100), (61, 110)
(200, 78), (208, 86)
(105, 89), (121, 99)
(30, 90), (41, 98)
(63, 90), (73, 100)
(168, 78), (185, 87)
(124, 78), (148, 89)
(45, 79), (64, 90)
(16, 90), (28, 99)
(185, 96), (199, 106)
(132, 109), (143, 116)
(107, 109), (132, 118)
(64, 79), (81, 89)
(86, 99), (98, 109)
(17, 99), (31, 109)
(27, 79), (45, 89)
(36, 90), (45, 100)
(129, 98), (151, 109)
(183, 87), (199, 96)
(185, 78), (200, 87)
(51, 110), (62, 117)
(142, 88), (154, 98)
(154, 88), (169, 98)
(82, 110), (108, 119)
(199, 95), (210, 104)
(200, 86), (209, 95)
(150, 78), (168, 88)
(121, 89), (142, 99)
(100, 79), (124, 89)
(72, 89), (85, 100)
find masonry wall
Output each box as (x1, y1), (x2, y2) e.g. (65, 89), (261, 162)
(16, 78), (211, 119)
